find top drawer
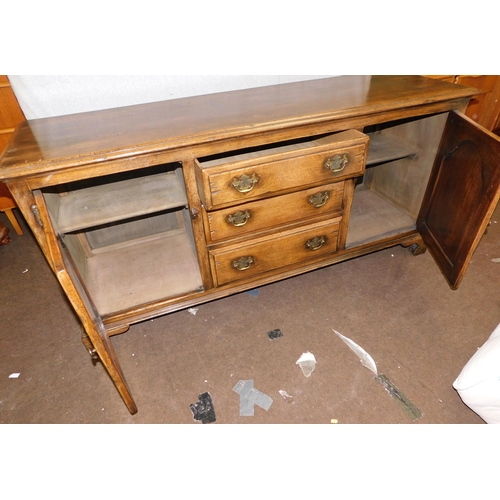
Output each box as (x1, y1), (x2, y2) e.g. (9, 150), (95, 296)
(195, 129), (369, 210)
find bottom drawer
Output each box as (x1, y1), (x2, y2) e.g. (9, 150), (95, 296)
(210, 218), (341, 286)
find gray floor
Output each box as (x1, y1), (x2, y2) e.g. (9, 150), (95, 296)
(1, 205), (499, 424)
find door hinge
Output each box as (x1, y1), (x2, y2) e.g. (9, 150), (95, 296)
(30, 204), (43, 227)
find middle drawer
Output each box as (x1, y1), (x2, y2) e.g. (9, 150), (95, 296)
(204, 181), (345, 243)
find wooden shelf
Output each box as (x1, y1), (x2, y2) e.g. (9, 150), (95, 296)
(54, 170), (188, 233)
(366, 133), (418, 166)
(84, 230), (203, 315)
(346, 187), (416, 248)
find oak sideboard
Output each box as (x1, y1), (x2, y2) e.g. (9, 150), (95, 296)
(2, 76), (500, 414)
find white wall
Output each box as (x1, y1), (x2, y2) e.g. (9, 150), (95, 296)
(8, 75), (334, 120)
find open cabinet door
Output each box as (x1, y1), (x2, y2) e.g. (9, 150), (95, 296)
(417, 111), (500, 289)
(32, 190), (138, 414)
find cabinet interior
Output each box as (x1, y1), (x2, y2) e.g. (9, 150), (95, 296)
(347, 112), (449, 247)
(42, 163), (203, 316)
(39, 112), (451, 314)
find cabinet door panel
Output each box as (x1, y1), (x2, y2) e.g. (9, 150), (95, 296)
(417, 111), (500, 289)
(32, 190), (138, 413)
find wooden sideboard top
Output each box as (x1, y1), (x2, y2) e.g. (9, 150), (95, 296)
(0, 75), (479, 180)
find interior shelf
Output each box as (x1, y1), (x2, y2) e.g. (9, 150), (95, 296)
(346, 187), (416, 248)
(366, 133), (418, 166)
(53, 170), (188, 233)
(83, 231), (203, 316)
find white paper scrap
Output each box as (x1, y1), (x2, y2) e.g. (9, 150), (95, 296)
(491, 258), (500, 263)
(9, 373), (20, 378)
(332, 329), (378, 375)
(278, 390), (293, 402)
(296, 352), (317, 377)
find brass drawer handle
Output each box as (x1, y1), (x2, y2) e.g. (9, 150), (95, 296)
(306, 235), (327, 251)
(308, 191), (330, 208)
(324, 154), (348, 174)
(231, 173), (259, 193)
(232, 256), (254, 271)
(227, 210), (251, 227)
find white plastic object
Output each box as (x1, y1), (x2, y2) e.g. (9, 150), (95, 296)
(453, 323), (500, 424)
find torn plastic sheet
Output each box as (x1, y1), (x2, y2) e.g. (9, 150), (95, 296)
(278, 390), (293, 403)
(233, 380), (273, 416)
(332, 329), (422, 420)
(332, 329), (377, 375)
(296, 352), (317, 377)
(190, 392), (216, 424)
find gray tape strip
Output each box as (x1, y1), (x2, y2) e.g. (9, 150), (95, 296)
(375, 374), (422, 421)
(233, 380), (273, 416)
(248, 388), (273, 411)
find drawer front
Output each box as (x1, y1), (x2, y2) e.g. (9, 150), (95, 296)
(205, 181), (345, 242)
(210, 219), (341, 286)
(196, 130), (369, 210)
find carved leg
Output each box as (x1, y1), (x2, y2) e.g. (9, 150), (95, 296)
(407, 242), (428, 256)
(401, 235), (427, 256)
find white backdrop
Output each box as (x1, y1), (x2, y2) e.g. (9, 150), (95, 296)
(8, 75), (334, 120)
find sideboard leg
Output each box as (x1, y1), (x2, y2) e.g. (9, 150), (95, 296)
(401, 235), (427, 256)
(407, 242), (428, 256)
